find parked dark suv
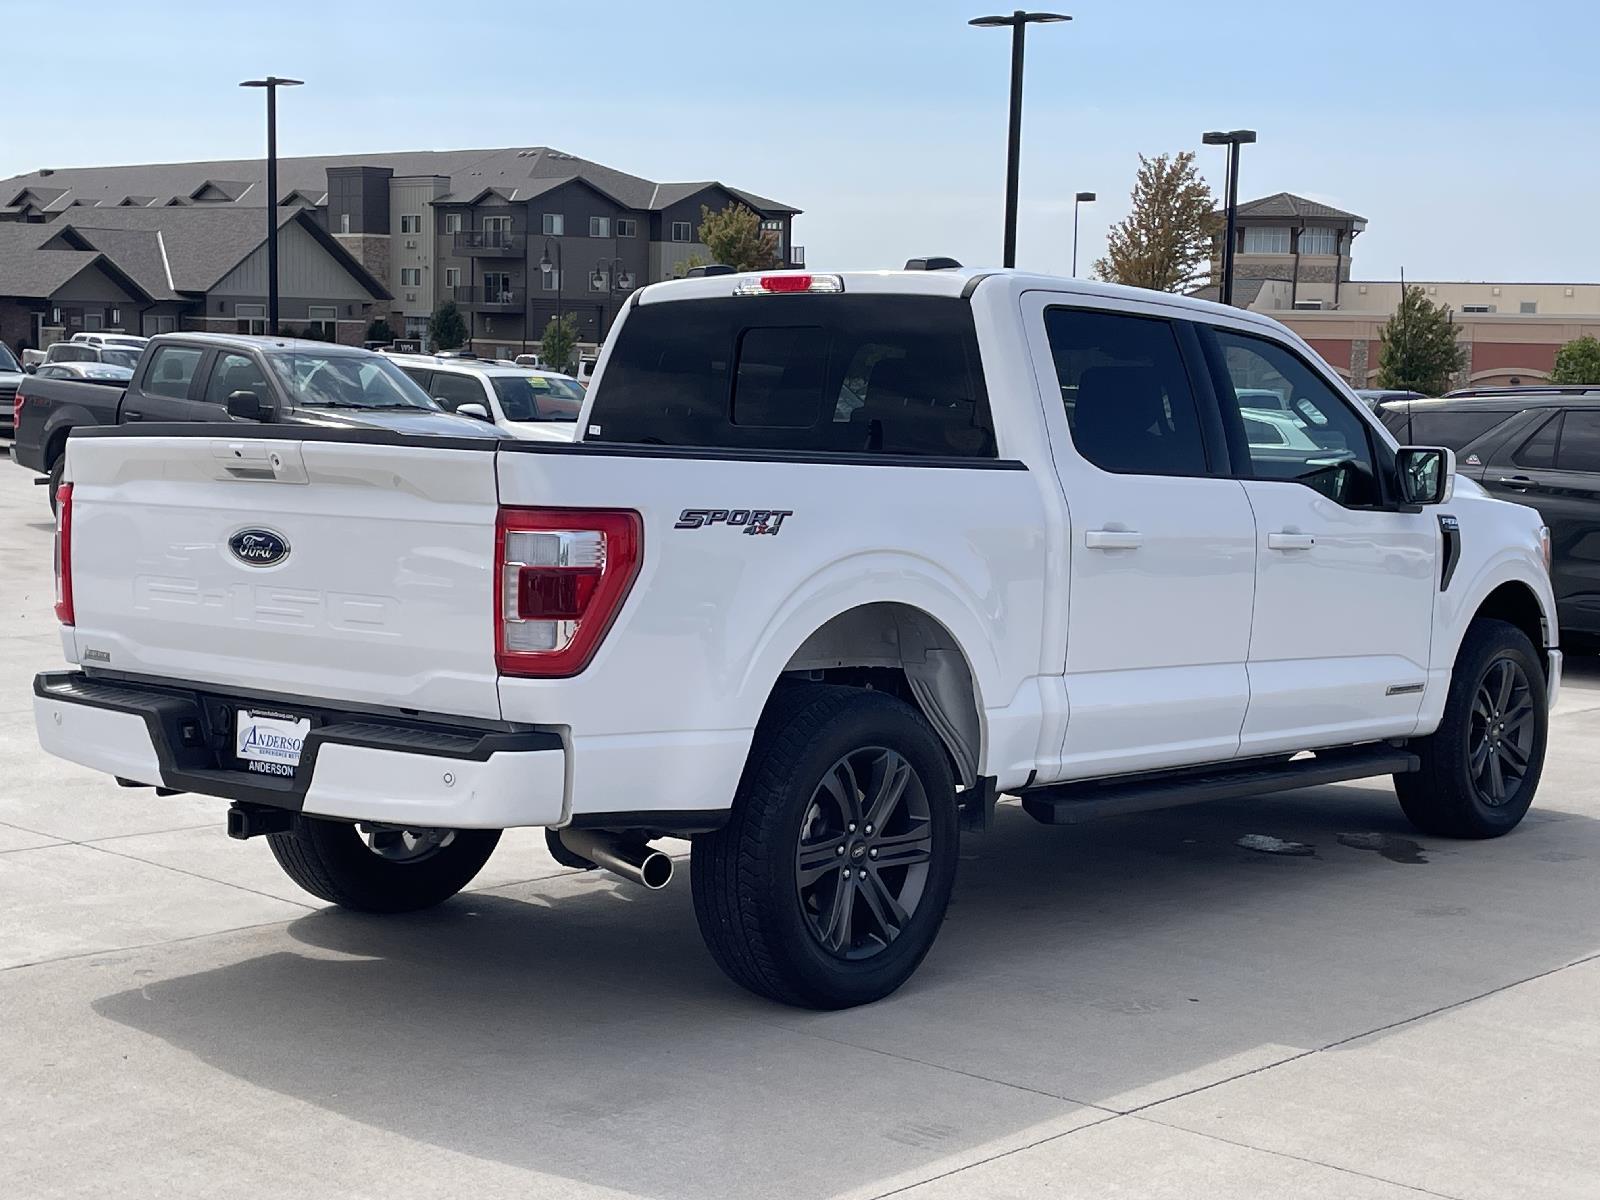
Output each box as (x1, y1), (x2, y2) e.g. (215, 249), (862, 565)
(1380, 392), (1600, 644)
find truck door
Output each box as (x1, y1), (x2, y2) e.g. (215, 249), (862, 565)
(130, 343), (212, 423)
(1023, 293), (1257, 779)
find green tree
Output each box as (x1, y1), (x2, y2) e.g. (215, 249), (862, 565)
(1550, 335), (1600, 385)
(428, 300), (467, 351)
(696, 203), (779, 271)
(538, 313), (579, 376)
(1094, 151), (1216, 293)
(365, 317), (396, 343)
(1376, 286), (1469, 394)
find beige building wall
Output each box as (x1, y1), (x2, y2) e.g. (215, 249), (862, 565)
(390, 175), (449, 319)
(1328, 280), (1600, 316)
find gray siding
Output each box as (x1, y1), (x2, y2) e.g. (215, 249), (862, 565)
(207, 221), (374, 303)
(390, 175), (448, 317)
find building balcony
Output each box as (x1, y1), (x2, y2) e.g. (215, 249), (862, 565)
(453, 230), (525, 257)
(453, 285), (525, 311)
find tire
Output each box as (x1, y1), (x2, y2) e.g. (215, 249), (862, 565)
(691, 684), (960, 1009)
(47, 457), (63, 515)
(1395, 618), (1548, 838)
(266, 815), (500, 913)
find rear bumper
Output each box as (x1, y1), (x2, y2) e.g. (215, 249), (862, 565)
(33, 671), (566, 829)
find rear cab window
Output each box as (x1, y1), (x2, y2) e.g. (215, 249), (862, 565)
(586, 295), (995, 458)
(142, 345), (204, 399)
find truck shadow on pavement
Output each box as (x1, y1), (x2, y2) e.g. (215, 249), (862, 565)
(93, 780), (1600, 1200)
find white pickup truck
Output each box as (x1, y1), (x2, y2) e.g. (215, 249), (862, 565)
(34, 267), (1560, 1009)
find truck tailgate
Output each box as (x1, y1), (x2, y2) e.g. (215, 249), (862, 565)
(64, 432), (503, 719)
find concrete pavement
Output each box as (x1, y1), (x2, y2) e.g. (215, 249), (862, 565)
(3, 449), (1599, 1199)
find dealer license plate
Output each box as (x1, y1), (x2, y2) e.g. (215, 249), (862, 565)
(235, 709), (311, 777)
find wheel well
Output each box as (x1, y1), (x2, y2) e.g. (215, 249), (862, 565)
(778, 603), (982, 786)
(45, 427), (70, 470)
(1474, 582), (1548, 657)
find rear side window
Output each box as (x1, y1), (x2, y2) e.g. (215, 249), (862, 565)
(1558, 410), (1600, 472)
(1513, 413), (1560, 468)
(143, 346), (203, 400)
(588, 295), (995, 457)
(1042, 308), (1208, 476)
(1407, 409), (1513, 450)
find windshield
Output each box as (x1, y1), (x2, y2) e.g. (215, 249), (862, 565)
(490, 372), (583, 422)
(267, 351), (439, 410)
(0, 343), (17, 372)
(100, 348), (141, 370)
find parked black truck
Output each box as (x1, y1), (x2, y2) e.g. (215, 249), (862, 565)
(12, 333), (497, 508)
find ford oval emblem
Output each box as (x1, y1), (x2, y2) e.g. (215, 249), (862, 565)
(228, 528), (290, 567)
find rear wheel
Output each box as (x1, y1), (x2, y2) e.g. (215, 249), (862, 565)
(266, 815), (500, 912)
(691, 684), (960, 1009)
(1396, 619), (1547, 838)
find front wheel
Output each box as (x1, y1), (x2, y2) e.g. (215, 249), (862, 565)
(691, 684), (960, 1009)
(1395, 619), (1548, 838)
(266, 815), (500, 912)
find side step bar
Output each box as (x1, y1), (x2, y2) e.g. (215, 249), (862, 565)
(1020, 744), (1420, 826)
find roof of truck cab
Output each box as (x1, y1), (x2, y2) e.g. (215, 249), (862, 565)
(151, 332), (380, 355)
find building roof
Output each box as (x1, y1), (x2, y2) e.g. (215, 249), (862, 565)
(1226, 192), (1366, 223)
(1, 147), (800, 217)
(1187, 278), (1271, 307)
(0, 226), (121, 298)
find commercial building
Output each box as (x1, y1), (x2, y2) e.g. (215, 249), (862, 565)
(1198, 192), (1600, 388)
(2, 147), (802, 355)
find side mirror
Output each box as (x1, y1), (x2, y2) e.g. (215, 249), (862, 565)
(226, 389), (269, 421)
(23, 363), (36, 374)
(455, 402), (492, 422)
(1397, 446), (1454, 506)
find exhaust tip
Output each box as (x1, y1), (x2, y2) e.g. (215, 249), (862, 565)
(638, 850), (673, 890)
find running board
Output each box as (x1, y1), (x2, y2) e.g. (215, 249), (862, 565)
(1020, 744), (1420, 826)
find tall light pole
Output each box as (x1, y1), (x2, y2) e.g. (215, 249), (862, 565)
(240, 77), (303, 336)
(969, 11), (1070, 269)
(1202, 129), (1256, 306)
(539, 239), (564, 345)
(1072, 190), (1095, 276)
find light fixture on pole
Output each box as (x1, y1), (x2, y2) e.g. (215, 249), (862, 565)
(1072, 190), (1095, 276)
(969, 11), (1070, 269)
(239, 76), (304, 337)
(539, 238), (564, 330)
(1202, 128), (1256, 306)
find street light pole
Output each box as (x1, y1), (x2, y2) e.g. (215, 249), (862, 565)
(970, 11), (1070, 269)
(1202, 128), (1256, 306)
(1072, 190), (1095, 276)
(539, 238), (564, 349)
(240, 76), (303, 336)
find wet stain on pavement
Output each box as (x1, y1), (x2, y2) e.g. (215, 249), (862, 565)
(1337, 832), (1428, 864)
(1236, 834), (1317, 856)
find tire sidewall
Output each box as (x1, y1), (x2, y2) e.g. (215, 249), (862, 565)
(1444, 625), (1548, 834)
(754, 694), (959, 1007)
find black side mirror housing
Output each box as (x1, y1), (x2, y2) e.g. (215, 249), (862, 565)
(1397, 446), (1454, 506)
(226, 389), (269, 421)
(23, 363), (36, 374)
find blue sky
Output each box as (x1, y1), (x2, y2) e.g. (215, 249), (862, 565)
(5, 0), (1595, 282)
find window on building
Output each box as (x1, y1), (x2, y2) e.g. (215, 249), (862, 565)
(308, 305), (337, 338)
(1243, 227), (1291, 254)
(1520, 301), (1538, 314)
(400, 268), (422, 287)
(1044, 308), (1209, 477)
(671, 221), (692, 242)
(235, 303), (267, 336)
(542, 213), (564, 236)
(590, 216), (610, 238)
(84, 314), (104, 331)
(483, 216), (512, 234)
(143, 346), (204, 399)
(1298, 227), (1337, 255)
(444, 267), (461, 289)
(1462, 304), (1495, 313)
(616, 218), (638, 237)
(339, 213), (351, 234)
(542, 268), (562, 291)
(444, 213), (462, 233)
(400, 214), (422, 234)
(1292, 300), (1324, 310)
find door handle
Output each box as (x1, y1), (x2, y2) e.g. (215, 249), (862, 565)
(122, 410), (143, 421)
(1267, 532), (1316, 551)
(1085, 529), (1142, 550)
(1496, 475), (1534, 491)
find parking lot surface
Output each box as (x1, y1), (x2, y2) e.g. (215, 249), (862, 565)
(3, 452), (1598, 1199)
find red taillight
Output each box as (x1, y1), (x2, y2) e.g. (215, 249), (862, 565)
(760, 273), (814, 293)
(733, 272), (845, 296)
(54, 482), (74, 626)
(494, 507), (641, 677)
(11, 389), (20, 431)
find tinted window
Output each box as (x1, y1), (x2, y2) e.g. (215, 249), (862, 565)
(203, 352), (270, 407)
(0, 343), (18, 371)
(1558, 410), (1600, 473)
(1042, 308), (1207, 476)
(143, 346), (204, 400)
(267, 352), (437, 410)
(49, 344), (97, 363)
(429, 372), (487, 412)
(589, 296), (994, 457)
(100, 348), (141, 370)
(1212, 329), (1379, 507)
(1513, 413), (1560, 468)
(1408, 409), (1514, 450)
(491, 373), (583, 422)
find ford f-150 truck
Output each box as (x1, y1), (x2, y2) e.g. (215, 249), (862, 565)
(13, 332), (494, 508)
(33, 268), (1560, 1009)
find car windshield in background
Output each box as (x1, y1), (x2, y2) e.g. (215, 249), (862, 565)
(491, 373), (583, 422)
(99, 348), (141, 370)
(267, 351), (438, 410)
(0, 344), (18, 371)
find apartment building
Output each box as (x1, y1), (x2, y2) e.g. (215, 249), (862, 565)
(2, 147), (801, 354)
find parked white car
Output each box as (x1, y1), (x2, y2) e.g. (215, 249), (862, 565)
(387, 354), (581, 441)
(34, 267), (1560, 1010)
(69, 332), (149, 352)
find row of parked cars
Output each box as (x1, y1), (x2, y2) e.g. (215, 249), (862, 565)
(7, 331), (584, 502)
